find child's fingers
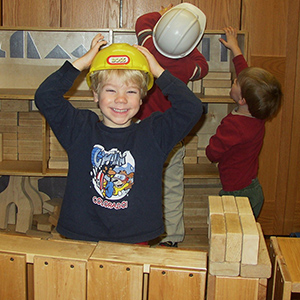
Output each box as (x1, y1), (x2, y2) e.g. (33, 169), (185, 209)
(91, 34), (107, 49)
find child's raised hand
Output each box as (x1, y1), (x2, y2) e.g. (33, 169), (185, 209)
(73, 33), (107, 71)
(159, 3), (173, 15)
(134, 44), (164, 78)
(219, 26), (242, 57)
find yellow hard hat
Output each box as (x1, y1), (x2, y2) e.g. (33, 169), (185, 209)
(86, 43), (154, 90)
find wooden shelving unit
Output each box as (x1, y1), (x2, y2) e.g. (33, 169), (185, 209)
(0, 90), (231, 178)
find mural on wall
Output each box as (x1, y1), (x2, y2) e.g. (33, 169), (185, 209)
(0, 29), (240, 91)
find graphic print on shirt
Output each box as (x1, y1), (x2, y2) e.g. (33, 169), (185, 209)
(91, 145), (135, 210)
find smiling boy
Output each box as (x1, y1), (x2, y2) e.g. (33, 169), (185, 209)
(35, 34), (203, 244)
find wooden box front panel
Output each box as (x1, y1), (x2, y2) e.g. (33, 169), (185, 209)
(148, 266), (206, 300)
(33, 256), (86, 300)
(87, 260), (144, 299)
(0, 252), (27, 300)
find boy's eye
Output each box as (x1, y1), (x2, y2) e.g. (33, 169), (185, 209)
(127, 90), (138, 94)
(106, 89), (116, 93)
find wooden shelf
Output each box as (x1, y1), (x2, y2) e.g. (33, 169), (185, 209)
(0, 90), (226, 178)
(0, 161), (43, 176)
(0, 89), (94, 101)
(0, 89), (234, 103)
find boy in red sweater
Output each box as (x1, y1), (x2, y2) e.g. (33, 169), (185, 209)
(135, 3), (208, 246)
(206, 27), (282, 218)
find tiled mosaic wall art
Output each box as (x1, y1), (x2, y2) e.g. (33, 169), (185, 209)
(0, 29), (244, 91)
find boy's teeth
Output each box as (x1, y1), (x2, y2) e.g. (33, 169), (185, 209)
(113, 108), (127, 112)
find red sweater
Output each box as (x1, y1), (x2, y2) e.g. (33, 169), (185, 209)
(206, 55), (265, 191)
(135, 12), (208, 119)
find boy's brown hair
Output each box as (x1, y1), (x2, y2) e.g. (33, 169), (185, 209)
(237, 67), (282, 120)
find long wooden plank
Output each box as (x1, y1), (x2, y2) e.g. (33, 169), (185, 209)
(240, 223), (271, 278)
(0, 234), (96, 263)
(240, 214), (259, 265)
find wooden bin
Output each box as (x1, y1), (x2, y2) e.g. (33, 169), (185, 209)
(0, 233), (207, 300)
(88, 241), (207, 300)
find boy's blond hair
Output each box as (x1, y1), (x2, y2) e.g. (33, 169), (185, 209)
(90, 69), (149, 99)
(237, 67), (282, 120)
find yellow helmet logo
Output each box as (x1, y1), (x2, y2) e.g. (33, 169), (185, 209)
(86, 43), (154, 90)
(107, 55), (130, 65)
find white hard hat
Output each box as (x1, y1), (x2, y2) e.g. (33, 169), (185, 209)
(153, 3), (206, 59)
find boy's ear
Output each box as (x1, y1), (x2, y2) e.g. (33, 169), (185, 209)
(238, 97), (247, 106)
(93, 91), (99, 103)
(139, 99), (142, 105)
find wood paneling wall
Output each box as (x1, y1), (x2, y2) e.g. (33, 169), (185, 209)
(1, 0), (299, 236)
(188, 0), (241, 30)
(281, 0), (300, 234)
(61, 0), (120, 28)
(2, 0), (60, 27)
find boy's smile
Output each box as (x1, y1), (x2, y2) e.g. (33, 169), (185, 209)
(94, 78), (142, 128)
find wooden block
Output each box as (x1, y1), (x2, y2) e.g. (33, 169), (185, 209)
(185, 148), (197, 157)
(183, 157), (197, 164)
(1, 100), (29, 112)
(240, 223), (272, 278)
(240, 214), (259, 265)
(225, 213), (242, 263)
(19, 153), (43, 161)
(235, 197), (253, 215)
(18, 140), (43, 153)
(18, 112), (43, 127)
(0, 112), (18, 126)
(33, 213), (53, 232)
(222, 196), (238, 214)
(48, 213), (59, 227)
(192, 80), (202, 93)
(203, 87), (231, 96)
(0, 176), (33, 233)
(208, 196), (224, 216)
(0, 125), (18, 133)
(202, 79), (232, 88)
(209, 260), (240, 277)
(18, 126), (42, 140)
(43, 198), (63, 213)
(205, 72), (231, 80)
(209, 214), (226, 262)
(48, 158), (69, 169)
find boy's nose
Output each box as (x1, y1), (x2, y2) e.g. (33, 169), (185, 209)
(115, 94), (127, 103)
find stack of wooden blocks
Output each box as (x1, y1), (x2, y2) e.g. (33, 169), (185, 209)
(183, 134), (198, 164)
(18, 112), (43, 161)
(207, 195), (271, 278)
(202, 72), (232, 96)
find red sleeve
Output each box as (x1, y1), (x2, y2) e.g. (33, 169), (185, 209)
(233, 54), (248, 76)
(135, 12), (161, 46)
(187, 48), (209, 80)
